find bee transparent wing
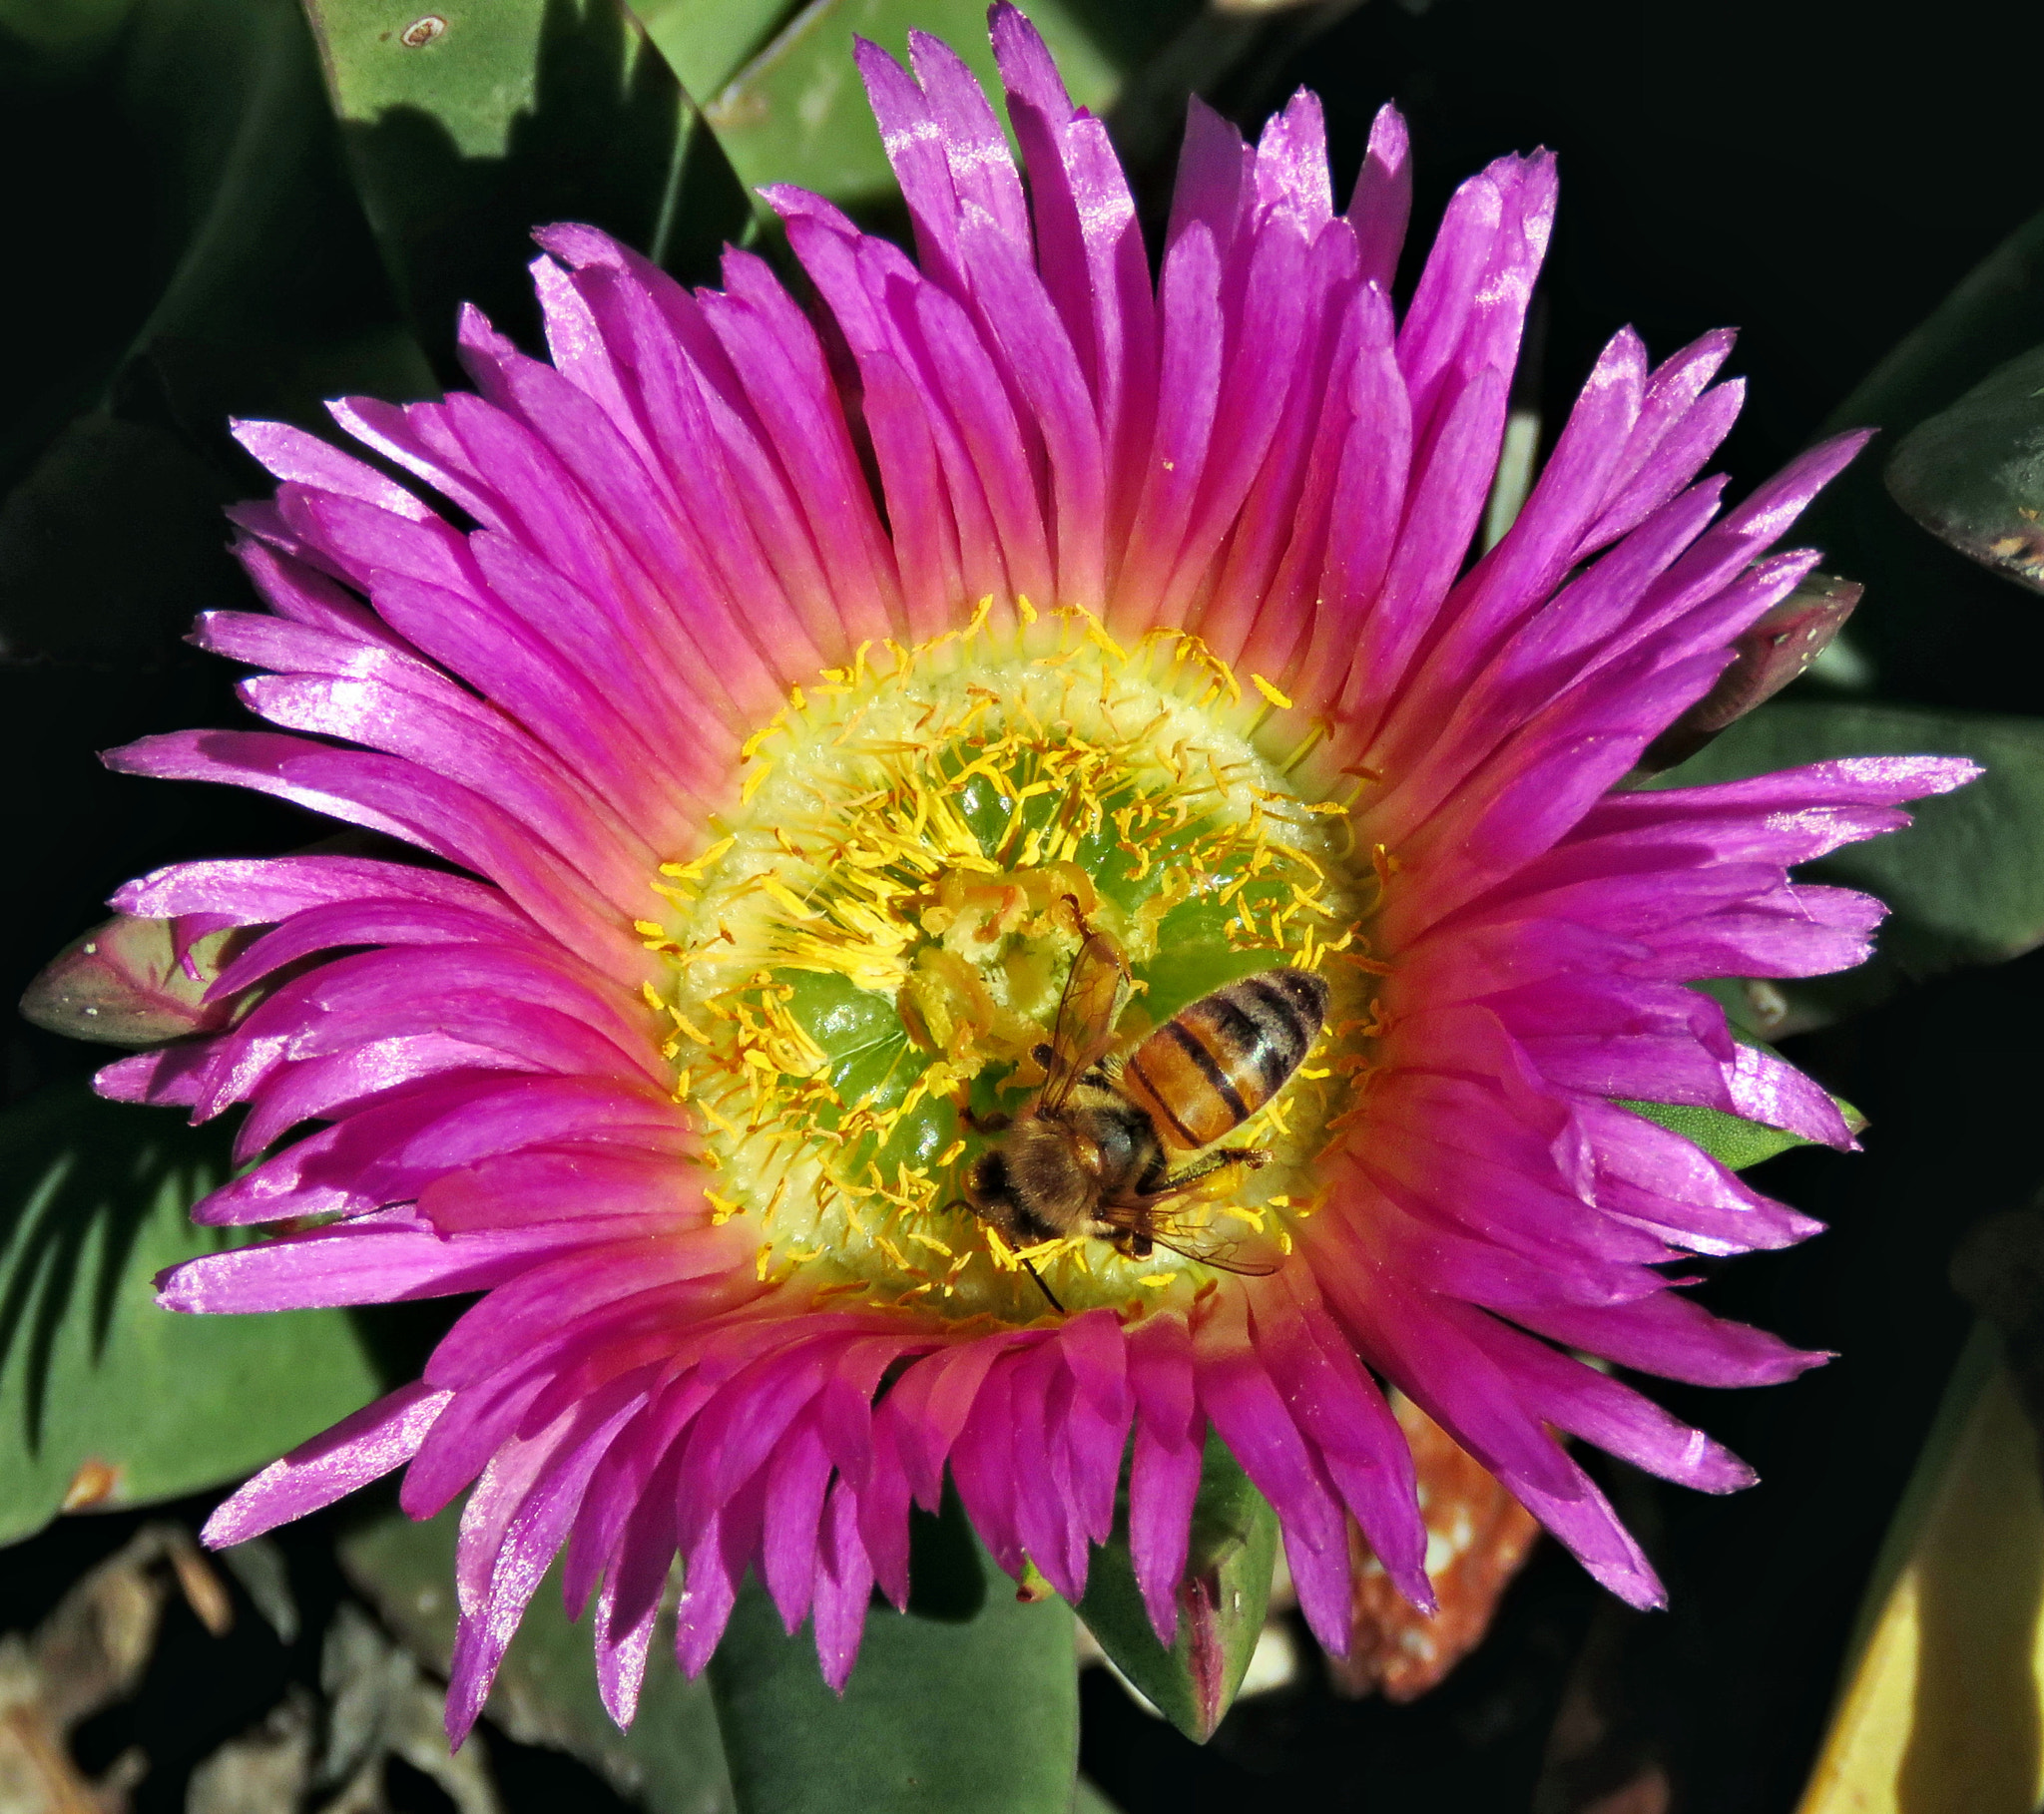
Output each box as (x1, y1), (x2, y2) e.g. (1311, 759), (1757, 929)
(1099, 1201), (1284, 1277)
(1039, 911), (1131, 1115)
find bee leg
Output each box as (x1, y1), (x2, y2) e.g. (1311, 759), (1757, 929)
(1158, 1146), (1272, 1191)
(960, 1106), (1013, 1134)
(1021, 1260), (1066, 1315)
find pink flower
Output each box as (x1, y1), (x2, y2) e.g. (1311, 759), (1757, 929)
(101, 3), (1972, 1741)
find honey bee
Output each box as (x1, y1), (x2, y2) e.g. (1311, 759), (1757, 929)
(959, 899), (1328, 1304)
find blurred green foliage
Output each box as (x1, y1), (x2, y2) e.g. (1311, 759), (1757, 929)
(0, 1087), (382, 1547)
(341, 1497), (736, 1813)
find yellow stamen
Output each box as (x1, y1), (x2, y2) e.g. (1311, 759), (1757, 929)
(652, 616), (1382, 1325)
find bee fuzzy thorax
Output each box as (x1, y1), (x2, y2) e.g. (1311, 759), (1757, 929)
(642, 610), (1385, 1325)
(948, 897), (1331, 1295)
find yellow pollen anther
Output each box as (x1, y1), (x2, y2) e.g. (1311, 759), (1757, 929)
(654, 613), (1382, 1326)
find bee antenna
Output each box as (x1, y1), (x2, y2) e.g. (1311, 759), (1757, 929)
(1022, 1259), (1066, 1315)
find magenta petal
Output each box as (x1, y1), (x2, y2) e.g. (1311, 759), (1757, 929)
(857, 1420), (917, 1611)
(444, 1381), (648, 1743)
(593, 1439), (691, 1726)
(1005, 1340), (1085, 1598)
(1253, 89), (1333, 236)
(812, 1475), (875, 1690)
(1510, 1452), (1666, 1609)
(1058, 1313), (1133, 1547)
(1126, 1313), (1202, 1645)
(204, 1381), (450, 1547)
(1513, 1290), (1829, 1388)
(760, 1421), (834, 1632)
(96, 1042), (216, 1107)
(675, 1473), (769, 1676)
(1727, 1042), (1856, 1149)
(1167, 96), (1251, 258)
(949, 1356), (1029, 1583)
(1312, 1258), (1583, 1505)
(1444, 1301), (1755, 1493)
(1193, 1291), (1353, 1653)
(232, 418), (433, 522)
(594, 1562), (660, 1730)
(910, 28), (1028, 249)
(159, 1221), (566, 1314)
(1347, 104), (1412, 288)
(1252, 1270), (1431, 1610)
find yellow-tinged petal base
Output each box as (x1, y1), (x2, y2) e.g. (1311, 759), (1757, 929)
(640, 609), (1386, 1325)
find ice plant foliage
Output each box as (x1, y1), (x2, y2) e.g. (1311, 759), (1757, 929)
(100, 5), (1972, 1737)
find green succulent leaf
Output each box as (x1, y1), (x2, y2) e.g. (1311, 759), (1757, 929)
(341, 1500), (735, 1813)
(0, 0), (434, 665)
(708, 1512), (1079, 1814)
(700, 0), (1196, 206)
(1886, 342), (2044, 596)
(302, 0), (757, 375)
(1794, 207), (2044, 717)
(1618, 1100), (1813, 1172)
(0, 1087), (382, 1548)
(109, 0), (437, 429)
(0, 0), (137, 81)
(0, 413), (245, 664)
(1073, 1430), (1278, 1744)
(1655, 700), (2044, 1029)
(632, 0), (791, 104)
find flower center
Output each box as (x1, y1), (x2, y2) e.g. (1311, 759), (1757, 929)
(642, 608), (1387, 1323)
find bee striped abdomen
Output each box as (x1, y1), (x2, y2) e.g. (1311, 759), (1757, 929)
(1122, 968), (1330, 1150)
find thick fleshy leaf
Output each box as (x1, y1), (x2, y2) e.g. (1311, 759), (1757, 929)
(20, 914), (256, 1048)
(0, 415), (244, 664)
(701, 0), (1200, 204)
(302, 0), (755, 372)
(1797, 1326), (2044, 1812)
(1619, 1099), (1815, 1173)
(1656, 701), (2044, 1029)
(1886, 342), (2044, 596)
(1793, 208), (2044, 717)
(1952, 1206), (2044, 1444)
(1073, 1431), (1278, 1744)
(0, 1087), (382, 1547)
(0, 0), (138, 76)
(340, 1499), (735, 1813)
(708, 1522), (1079, 1814)
(631, 0), (789, 103)
(0, 0), (434, 665)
